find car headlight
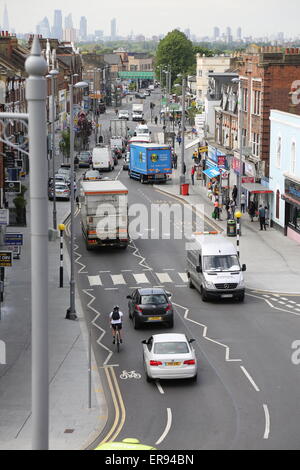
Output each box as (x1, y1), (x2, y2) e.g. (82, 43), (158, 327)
(205, 280), (215, 289)
(238, 279), (245, 287)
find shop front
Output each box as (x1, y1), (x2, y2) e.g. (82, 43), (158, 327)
(282, 179), (300, 243)
(241, 182), (273, 216)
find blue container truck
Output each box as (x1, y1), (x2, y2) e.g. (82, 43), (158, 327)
(129, 143), (172, 183)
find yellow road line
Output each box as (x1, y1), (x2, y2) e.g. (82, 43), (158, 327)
(100, 366), (120, 444)
(108, 366), (126, 442)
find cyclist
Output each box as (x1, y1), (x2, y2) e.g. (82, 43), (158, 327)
(109, 306), (124, 344)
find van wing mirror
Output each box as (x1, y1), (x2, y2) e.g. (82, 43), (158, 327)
(126, 295), (132, 299)
(242, 264), (246, 272)
(189, 339), (195, 343)
(196, 265), (202, 273)
(141, 340), (147, 345)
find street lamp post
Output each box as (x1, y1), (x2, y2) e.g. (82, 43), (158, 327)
(232, 77), (244, 210)
(47, 69), (59, 230)
(66, 80), (89, 321)
(180, 76), (186, 186)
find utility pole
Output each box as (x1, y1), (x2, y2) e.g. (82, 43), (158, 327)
(180, 76), (186, 186)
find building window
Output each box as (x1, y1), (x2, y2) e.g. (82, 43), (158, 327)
(291, 141), (296, 174)
(276, 136), (281, 168)
(276, 189), (280, 219)
(198, 70), (202, 77)
(252, 133), (260, 156)
(253, 90), (261, 115)
(242, 128), (247, 147)
(242, 88), (248, 112)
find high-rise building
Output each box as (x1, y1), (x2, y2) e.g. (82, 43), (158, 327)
(64, 13), (73, 30)
(237, 27), (242, 40)
(213, 27), (220, 40)
(52, 10), (63, 40)
(226, 27), (233, 43)
(95, 30), (104, 40)
(79, 16), (87, 40)
(37, 17), (51, 38)
(3, 3), (9, 31)
(111, 18), (116, 40)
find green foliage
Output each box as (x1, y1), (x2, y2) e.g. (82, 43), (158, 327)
(13, 185), (27, 210)
(59, 129), (70, 158)
(156, 30), (195, 84)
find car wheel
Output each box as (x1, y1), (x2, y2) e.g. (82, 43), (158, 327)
(168, 318), (174, 328)
(133, 315), (140, 330)
(129, 309), (132, 319)
(191, 373), (197, 382)
(143, 356), (153, 382)
(201, 286), (208, 302)
(238, 293), (245, 302)
(188, 278), (194, 289)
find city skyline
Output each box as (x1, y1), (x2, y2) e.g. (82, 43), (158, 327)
(1, 0), (300, 38)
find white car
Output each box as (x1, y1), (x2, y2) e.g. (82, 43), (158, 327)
(118, 110), (130, 120)
(142, 333), (197, 382)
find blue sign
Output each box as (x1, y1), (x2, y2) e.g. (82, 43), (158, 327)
(203, 167), (221, 179)
(4, 233), (23, 246)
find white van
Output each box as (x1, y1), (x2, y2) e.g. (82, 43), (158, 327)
(186, 234), (246, 302)
(92, 146), (114, 172)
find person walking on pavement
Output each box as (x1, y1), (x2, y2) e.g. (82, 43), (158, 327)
(229, 199), (236, 219)
(191, 166), (195, 185)
(154, 115), (158, 125)
(240, 192), (246, 213)
(173, 152), (178, 169)
(258, 205), (266, 230)
(183, 162), (186, 175)
(248, 200), (256, 222)
(232, 184), (238, 203)
(214, 197), (220, 220)
(225, 198), (231, 220)
(177, 135), (182, 146)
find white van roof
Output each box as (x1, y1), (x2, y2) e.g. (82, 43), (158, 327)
(191, 234), (237, 256)
(81, 180), (128, 194)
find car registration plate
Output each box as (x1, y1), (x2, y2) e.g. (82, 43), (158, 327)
(148, 316), (162, 321)
(221, 294), (233, 298)
(166, 362), (181, 366)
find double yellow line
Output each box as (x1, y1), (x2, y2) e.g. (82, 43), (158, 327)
(100, 366), (126, 444)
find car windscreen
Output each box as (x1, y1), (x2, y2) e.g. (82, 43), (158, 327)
(55, 184), (68, 190)
(79, 154), (89, 161)
(140, 294), (167, 305)
(203, 255), (240, 272)
(154, 342), (189, 354)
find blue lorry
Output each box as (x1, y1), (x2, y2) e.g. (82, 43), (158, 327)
(129, 143), (172, 183)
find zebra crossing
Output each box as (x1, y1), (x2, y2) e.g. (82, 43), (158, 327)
(87, 271), (189, 289)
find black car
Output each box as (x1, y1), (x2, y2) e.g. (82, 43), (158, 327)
(127, 288), (173, 329)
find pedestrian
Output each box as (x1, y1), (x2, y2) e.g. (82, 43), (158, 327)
(225, 198), (231, 220)
(173, 153), (177, 169)
(74, 155), (79, 171)
(191, 166), (195, 185)
(229, 199), (236, 219)
(264, 206), (269, 227)
(248, 200), (255, 222)
(214, 197), (220, 220)
(183, 162), (186, 175)
(154, 116), (158, 125)
(177, 135), (182, 146)
(258, 205), (266, 231)
(115, 108), (118, 115)
(240, 192), (246, 213)
(232, 184), (238, 203)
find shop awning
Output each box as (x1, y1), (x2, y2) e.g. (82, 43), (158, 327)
(203, 166), (221, 179)
(185, 138), (200, 150)
(281, 193), (300, 206)
(242, 183), (273, 194)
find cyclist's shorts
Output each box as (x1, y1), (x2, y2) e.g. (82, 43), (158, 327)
(112, 323), (122, 330)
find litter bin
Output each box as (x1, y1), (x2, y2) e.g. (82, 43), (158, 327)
(227, 219), (236, 237)
(180, 183), (189, 196)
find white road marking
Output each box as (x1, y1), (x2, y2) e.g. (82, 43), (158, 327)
(263, 295), (270, 298)
(278, 301), (286, 305)
(240, 366), (260, 392)
(105, 288), (119, 291)
(99, 270), (111, 273)
(270, 298), (278, 302)
(156, 273), (173, 283)
(295, 309), (300, 313)
(263, 404), (270, 439)
(163, 268), (175, 271)
(155, 408), (172, 445)
(156, 381), (164, 394)
(88, 275), (102, 286)
(111, 274), (126, 285)
(175, 285), (187, 288)
(247, 292), (300, 318)
(121, 270), (132, 272)
(178, 272), (188, 283)
(297, 304), (300, 307)
(280, 297), (288, 301)
(286, 304), (295, 308)
(133, 273), (150, 284)
(289, 301), (296, 304)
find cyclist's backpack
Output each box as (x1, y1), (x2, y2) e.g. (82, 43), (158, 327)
(112, 309), (120, 321)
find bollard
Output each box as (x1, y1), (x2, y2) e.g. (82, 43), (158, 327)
(235, 211), (242, 258)
(58, 224), (65, 288)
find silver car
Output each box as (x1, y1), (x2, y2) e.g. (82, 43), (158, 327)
(49, 182), (70, 200)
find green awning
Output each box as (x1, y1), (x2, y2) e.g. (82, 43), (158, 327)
(118, 71), (154, 79)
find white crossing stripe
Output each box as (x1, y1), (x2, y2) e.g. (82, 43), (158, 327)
(288, 301), (296, 304)
(270, 298), (279, 302)
(286, 304), (295, 308)
(133, 273), (150, 284)
(295, 309), (300, 313)
(156, 273), (173, 283)
(111, 274), (126, 285)
(296, 304), (300, 307)
(178, 273), (188, 283)
(88, 275), (102, 286)
(280, 297), (288, 301)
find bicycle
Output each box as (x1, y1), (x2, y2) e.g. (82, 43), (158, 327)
(120, 370), (141, 379)
(115, 327), (121, 353)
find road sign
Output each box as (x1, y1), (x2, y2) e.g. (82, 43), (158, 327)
(0, 251), (12, 267)
(0, 209), (9, 225)
(4, 233), (23, 246)
(5, 181), (21, 193)
(198, 146), (208, 153)
(6, 246), (21, 259)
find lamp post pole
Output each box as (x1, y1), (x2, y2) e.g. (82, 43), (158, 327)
(50, 70), (59, 230)
(25, 36), (49, 450)
(238, 79), (243, 211)
(180, 76), (186, 186)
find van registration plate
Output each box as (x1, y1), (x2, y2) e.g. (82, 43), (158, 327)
(221, 294), (233, 298)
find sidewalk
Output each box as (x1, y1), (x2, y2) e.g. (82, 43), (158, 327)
(154, 137), (300, 294)
(0, 165), (107, 449)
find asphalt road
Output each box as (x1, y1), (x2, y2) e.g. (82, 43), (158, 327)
(66, 92), (300, 450)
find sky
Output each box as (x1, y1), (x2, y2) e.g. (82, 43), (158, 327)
(1, 0), (300, 38)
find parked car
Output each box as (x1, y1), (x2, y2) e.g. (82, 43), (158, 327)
(57, 167), (71, 178)
(142, 333), (197, 382)
(127, 288), (173, 329)
(83, 169), (102, 180)
(48, 182), (71, 201)
(118, 110), (130, 120)
(135, 92), (147, 99)
(143, 90), (151, 96)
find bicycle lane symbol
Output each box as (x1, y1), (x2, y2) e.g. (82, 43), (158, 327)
(120, 370), (141, 380)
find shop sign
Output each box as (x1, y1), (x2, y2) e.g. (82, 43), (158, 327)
(232, 157), (241, 174)
(242, 176), (255, 184)
(285, 179), (300, 204)
(217, 155), (227, 168)
(245, 161), (256, 177)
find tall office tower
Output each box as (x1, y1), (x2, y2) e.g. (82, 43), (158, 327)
(3, 3), (9, 31)
(53, 9), (63, 40)
(79, 16), (87, 40)
(213, 27), (220, 40)
(111, 18), (116, 40)
(65, 13), (73, 30)
(237, 27), (242, 40)
(37, 17), (51, 38)
(226, 26), (233, 43)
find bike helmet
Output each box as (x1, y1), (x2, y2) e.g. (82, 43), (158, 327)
(113, 305), (119, 311)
